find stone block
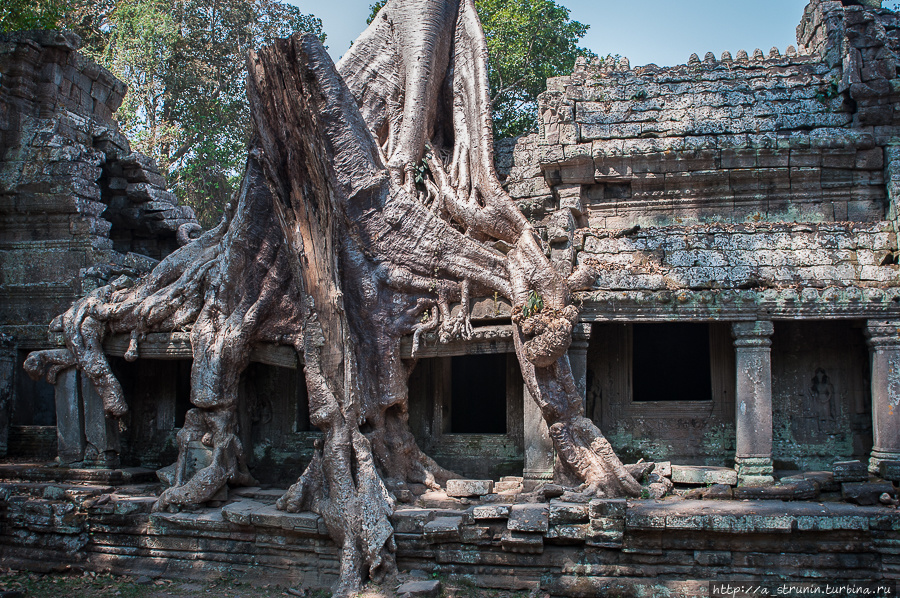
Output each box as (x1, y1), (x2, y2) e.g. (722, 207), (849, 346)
(391, 508), (435, 533)
(586, 519), (625, 547)
(549, 502), (589, 525)
(507, 503), (549, 533)
(493, 480), (520, 493)
(221, 499), (264, 526)
(546, 523), (589, 542)
(671, 465), (737, 486)
(842, 482), (896, 506)
(423, 516), (461, 543)
(589, 498), (626, 519)
(654, 461), (672, 478)
(247, 504), (322, 533)
(703, 484), (734, 500)
(833, 460), (869, 483)
(459, 525), (491, 544)
(446, 479), (493, 497)
(879, 461), (900, 482)
(733, 480), (818, 501)
(472, 504), (510, 520)
(397, 580), (441, 598)
(500, 529), (544, 553)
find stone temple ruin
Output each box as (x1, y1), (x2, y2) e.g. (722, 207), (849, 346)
(2, 0), (900, 595)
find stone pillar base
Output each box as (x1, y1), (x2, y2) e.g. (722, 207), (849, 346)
(522, 470), (554, 492)
(869, 450), (900, 474)
(735, 457), (774, 487)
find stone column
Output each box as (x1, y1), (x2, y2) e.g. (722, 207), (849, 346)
(522, 384), (554, 491)
(523, 325), (592, 490)
(865, 320), (900, 474)
(81, 375), (120, 468)
(0, 336), (14, 457)
(731, 321), (775, 486)
(55, 367), (85, 465)
(568, 323), (591, 405)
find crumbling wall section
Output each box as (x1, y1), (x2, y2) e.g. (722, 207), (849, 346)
(0, 31), (200, 456)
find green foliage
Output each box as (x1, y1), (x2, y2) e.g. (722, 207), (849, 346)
(64, 0), (324, 227)
(367, 1), (387, 25)
(0, 0), (69, 33)
(522, 289), (544, 318)
(476, 0), (594, 138)
(365, 0), (592, 139)
(414, 156), (431, 185)
(815, 76), (841, 105)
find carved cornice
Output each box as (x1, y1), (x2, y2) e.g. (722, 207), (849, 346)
(732, 321), (775, 348)
(865, 320), (900, 350)
(576, 286), (900, 322)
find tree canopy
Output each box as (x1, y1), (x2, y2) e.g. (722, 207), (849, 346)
(2, 0), (324, 227)
(368, 0), (593, 138)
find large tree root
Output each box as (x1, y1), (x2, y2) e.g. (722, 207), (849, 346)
(27, 1), (638, 594)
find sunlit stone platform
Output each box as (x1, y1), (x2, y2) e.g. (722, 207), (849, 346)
(2, 466), (899, 596)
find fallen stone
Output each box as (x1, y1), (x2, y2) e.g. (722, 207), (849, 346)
(508, 503), (550, 533)
(833, 460), (868, 483)
(559, 490), (593, 503)
(494, 480), (521, 493)
(781, 471), (839, 493)
(683, 488), (705, 500)
(733, 480), (817, 501)
(671, 465), (737, 486)
(647, 482), (670, 500)
(589, 498), (626, 519)
(397, 580), (441, 598)
(539, 483), (566, 499)
(135, 576), (153, 585)
(549, 501), (589, 524)
(625, 461), (655, 483)
(423, 516), (461, 543)
(500, 529), (544, 553)
(704, 484), (734, 500)
(655, 461), (672, 478)
(842, 482), (896, 506)
(391, 508), (435, 533)
(446, 479), (493, 497)
(880, 461), (900, 482)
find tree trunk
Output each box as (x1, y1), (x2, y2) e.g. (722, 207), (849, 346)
(26, 1), (640, 595)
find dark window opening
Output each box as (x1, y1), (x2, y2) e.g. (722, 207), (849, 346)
(450, 354), (507, 433)
(633, 323), (713, 402)
(13, 350), (56, 426)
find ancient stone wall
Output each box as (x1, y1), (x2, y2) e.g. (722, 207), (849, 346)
(0, 31), (200, 457)
(1, 480), (898, 594)
(503, 0), (900, 469)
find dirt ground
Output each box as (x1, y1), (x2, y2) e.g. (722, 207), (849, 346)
(0, 570), (536, 598)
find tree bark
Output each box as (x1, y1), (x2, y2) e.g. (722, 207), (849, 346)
(26, 1), (639, 594)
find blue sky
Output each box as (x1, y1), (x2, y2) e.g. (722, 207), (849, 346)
(287, 0), (810, 67)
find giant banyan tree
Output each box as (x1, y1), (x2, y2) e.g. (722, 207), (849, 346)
(25, 0), (640, 594)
